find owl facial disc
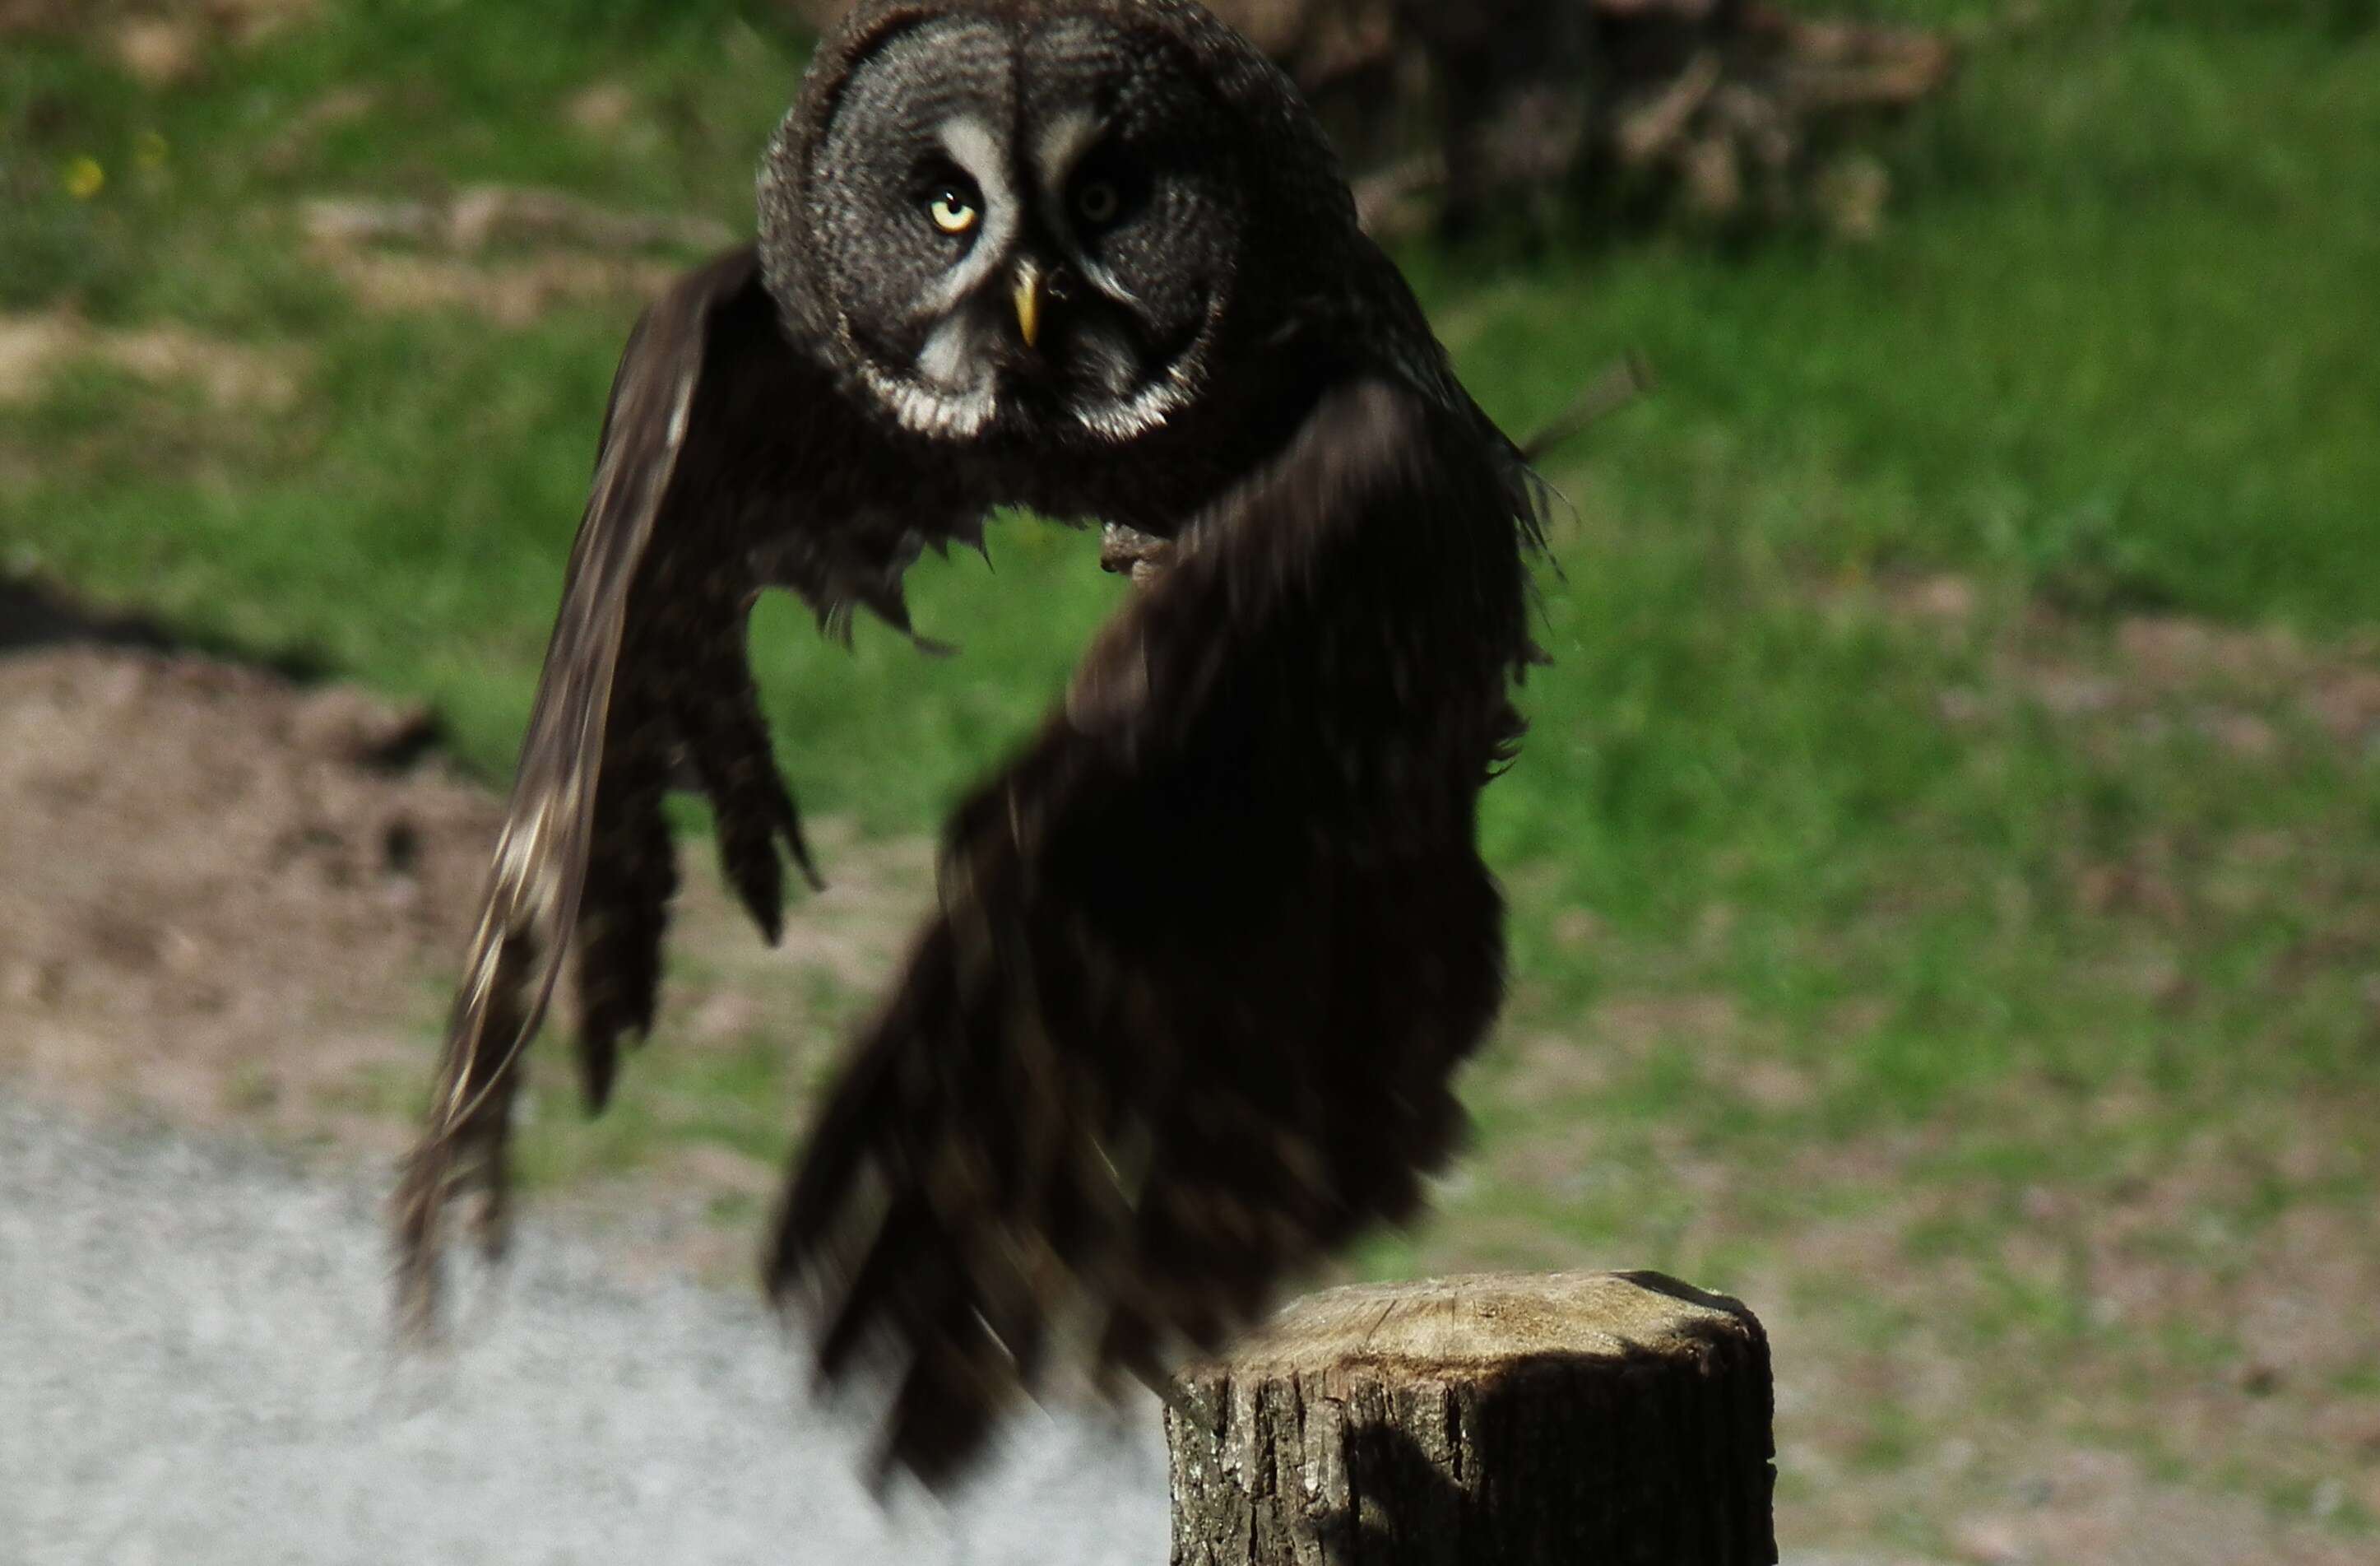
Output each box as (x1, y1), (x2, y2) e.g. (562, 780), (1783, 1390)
(777, 11), (1244, 446)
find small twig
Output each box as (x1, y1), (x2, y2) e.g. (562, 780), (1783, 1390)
(1519, 351), (1656, 463)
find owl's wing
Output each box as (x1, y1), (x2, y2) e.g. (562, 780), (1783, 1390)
(395, 247), (859, 1336)
(769, 379), (1539, 1485)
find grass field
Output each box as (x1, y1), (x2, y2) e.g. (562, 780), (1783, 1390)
(4, 1), (2378, 1555)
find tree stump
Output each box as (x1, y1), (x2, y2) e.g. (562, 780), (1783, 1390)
(1166, 1271), (1775, 1565)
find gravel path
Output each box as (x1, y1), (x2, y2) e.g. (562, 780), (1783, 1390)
(0, 1099), (1167, 1566)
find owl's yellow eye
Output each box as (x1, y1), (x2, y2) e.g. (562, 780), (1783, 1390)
(1074, 179), (1120, 226)
(926, 188), (979, 235)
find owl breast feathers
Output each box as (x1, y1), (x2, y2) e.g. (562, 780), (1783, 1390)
(393, 0), (1547, 1485)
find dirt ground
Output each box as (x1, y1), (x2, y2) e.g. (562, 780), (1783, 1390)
(5, 576), (2374, 1564)
(0, 581), (498, 1148)
(0, 580), (933, 1177)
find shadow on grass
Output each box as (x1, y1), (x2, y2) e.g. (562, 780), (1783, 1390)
(0, 573), (447, 769)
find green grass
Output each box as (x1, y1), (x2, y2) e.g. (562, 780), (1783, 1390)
(3, 0), (2377, 1547)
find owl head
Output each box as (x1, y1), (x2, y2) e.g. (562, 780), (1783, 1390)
(759, 0), (1355, 447)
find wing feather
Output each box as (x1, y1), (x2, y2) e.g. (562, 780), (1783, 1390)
(394, 250), (777, 1334)
(768, 379), (1539, 1485)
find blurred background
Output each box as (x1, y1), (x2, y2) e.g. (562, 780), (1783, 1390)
(2, 1), (2376, 1561)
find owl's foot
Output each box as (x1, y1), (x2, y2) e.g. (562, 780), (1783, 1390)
(1098, 523), (1176, 588)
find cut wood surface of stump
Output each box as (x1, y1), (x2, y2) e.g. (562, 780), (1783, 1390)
(1167, 1270), (1775, 1565)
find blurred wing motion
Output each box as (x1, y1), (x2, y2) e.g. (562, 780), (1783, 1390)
(394, 249), (838, 1335)
(769, 380), (1538, 1484)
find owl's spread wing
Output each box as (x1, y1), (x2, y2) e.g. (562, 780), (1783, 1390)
(769, 379), (1538, 1485)
(395, 248), (850, 1336)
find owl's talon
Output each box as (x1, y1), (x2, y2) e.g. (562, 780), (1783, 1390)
(1098, 524), (1176, 587)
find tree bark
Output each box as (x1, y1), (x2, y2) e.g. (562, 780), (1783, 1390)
(1166, 1270), (1775, 1565)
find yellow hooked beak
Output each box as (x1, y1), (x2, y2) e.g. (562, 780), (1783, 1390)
(1013, 263), (1042, 351)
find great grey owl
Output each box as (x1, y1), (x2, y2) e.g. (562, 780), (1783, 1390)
(395, 0), (1545, 1485)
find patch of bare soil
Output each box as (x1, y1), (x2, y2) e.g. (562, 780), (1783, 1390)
(2016, 610), (2380, 761)
(0, 632), (494, 1148)
(0, 591), (935, 1172)
(0, 313), (302, 410)
(299, 188), (736, 328)
(1937, 1445), (2371, 1565)
(1841, 570), (2380, 762)
(300, 189), (734, 258)
(1746, 1129), (2380, 1564)
(1464, 1048), (2380, 1562)
(0, 0), (312, 36)
(2, 0), (317, 86)
(318, 249), (684, 329)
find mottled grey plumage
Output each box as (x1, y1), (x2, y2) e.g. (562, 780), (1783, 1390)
(394, 0), (1544, 1485)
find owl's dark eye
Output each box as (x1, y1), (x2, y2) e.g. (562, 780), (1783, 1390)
(926, 184), (980, 237)
(1074, 179), (1121, 228)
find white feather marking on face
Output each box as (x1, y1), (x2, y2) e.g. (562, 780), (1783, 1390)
(1031, 109), (1143, 309)
(916, 315), (980, 389)
(1034, 109), (1101, 195)
(860, 360), (995, 440)
(1074, 371), (1191, 444)
(1072, 294), (1222, 443)
(920, 115), (1018, 318)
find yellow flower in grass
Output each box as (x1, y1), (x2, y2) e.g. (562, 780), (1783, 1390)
(63, 156), (106, 201)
